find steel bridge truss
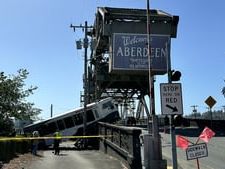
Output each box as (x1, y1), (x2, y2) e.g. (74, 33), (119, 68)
(81, 7), (178, 120)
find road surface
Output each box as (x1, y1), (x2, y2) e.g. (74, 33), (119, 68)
(24, 150), (126, 169)
(1, 141), (127, 169)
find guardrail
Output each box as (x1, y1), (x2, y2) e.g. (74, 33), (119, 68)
(98, 122), (142, 169)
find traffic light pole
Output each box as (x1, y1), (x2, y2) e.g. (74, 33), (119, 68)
(147, 0), (157, 135)
(167, 41), (178, 169)
(143, 1), (166, 169)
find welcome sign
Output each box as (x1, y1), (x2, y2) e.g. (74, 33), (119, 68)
(111, 33), (170, 74)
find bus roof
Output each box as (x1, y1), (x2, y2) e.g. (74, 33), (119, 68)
(24, 97), (112, 128)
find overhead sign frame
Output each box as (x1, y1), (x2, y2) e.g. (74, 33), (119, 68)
(160, 83), (183, 115)
(186, 143), (208, 160)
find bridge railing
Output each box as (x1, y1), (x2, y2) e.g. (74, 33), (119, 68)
(98, 122), (142, 169)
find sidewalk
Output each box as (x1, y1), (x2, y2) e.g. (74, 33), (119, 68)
(2, 141), (127, 169)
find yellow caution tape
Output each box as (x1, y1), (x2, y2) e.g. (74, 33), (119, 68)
(0, 135), (112, 142)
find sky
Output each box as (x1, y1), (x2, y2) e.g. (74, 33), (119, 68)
(0, 0), (225, 120)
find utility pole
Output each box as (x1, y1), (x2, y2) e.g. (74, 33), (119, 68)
(191, 105), (198, 118)
(50, 104), (53, 118)
(70, 21), (92, 147)
(141, 1), (166, 169)
(222, 106), (225, 113)
(147, 0), (158, 139)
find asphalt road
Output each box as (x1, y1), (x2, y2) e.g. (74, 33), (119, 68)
(25, 150), (126, 169)
(161, 130), (225, 169)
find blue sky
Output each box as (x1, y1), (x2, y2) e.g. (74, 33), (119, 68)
(1, 0), (224, 119)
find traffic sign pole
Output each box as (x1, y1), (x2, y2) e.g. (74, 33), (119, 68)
(167, 38), (178, 169)
(205, 96), (217, 129)
(160, 82), (184, 168)
(170, 115), (177, 169)
(197, 159), (200, 169)
(186, 142), (208, 169)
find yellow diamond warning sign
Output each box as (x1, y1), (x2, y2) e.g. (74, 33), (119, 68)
(205, 96), (216, 108)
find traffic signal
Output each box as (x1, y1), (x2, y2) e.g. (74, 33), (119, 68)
(174, 115), (183, 126)
(171, 70), (181, 81)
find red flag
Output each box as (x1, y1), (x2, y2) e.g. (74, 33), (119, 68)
(176, 135), (189, 150)
(199, 126), (215, 143)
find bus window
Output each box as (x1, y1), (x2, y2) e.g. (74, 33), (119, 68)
(73, 113), (83, 125)
(47, 122), (57, 134)
(94, 110), (99, 119)
(57, 120), (65, 130)
(39, 125), (48, 135)
(87, 110), (95, 122)
(64, 117), (75, 128)
(102, 101), (114, 109)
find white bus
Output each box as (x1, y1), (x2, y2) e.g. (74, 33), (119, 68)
(23, 98), (120, 147)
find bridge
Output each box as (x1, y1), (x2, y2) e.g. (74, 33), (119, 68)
(2, 122), (225, 169)
(2, 6), (177, 169)
(71, 6), (177, 169)
(4, 5), (223, 169)
(1, 122), (142, 169)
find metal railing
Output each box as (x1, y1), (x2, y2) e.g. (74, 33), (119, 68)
(98, 122), (142, 169)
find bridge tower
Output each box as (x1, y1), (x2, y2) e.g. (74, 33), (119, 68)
(86, 7), (178, 121)
(76, 7), (180, 169)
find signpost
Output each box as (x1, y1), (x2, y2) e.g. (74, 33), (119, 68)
(186, 143), (208, 160)
(205, 96), (216, 108)
(160, 83), (183, 115)
(177, 126), (215, 169)
(160, 83), (183, 169)
(205, 96), (217, 128)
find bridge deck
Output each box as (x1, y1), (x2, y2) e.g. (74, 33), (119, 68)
(2, 141), (127, 169)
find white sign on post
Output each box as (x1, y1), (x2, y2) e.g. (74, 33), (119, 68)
(186, 143), (208, 160)
(160, 83), (183, 115)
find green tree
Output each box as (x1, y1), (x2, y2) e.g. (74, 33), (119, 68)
(0, 69), (41, 135)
